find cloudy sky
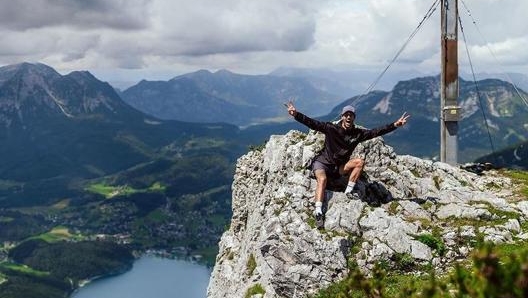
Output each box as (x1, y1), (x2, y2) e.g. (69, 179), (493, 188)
(0, 0), (526, 88)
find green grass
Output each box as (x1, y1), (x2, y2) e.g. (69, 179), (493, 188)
(414, 233), (446, 256)
(148, 182), (165, 191)
(381, 273), (443, 297)
(442, 214), (506, 231)
(0, 216), (14, 223)
(479, 201), (521, 222)
(388, 201), (399, 215)
(502, 169), (528, 198)
(433, 176), (442, 190)
(314, 240), (528, 298)
(305, 212), (317, 229)
(85, 181), (166, 199)
(493, 240), (528, 258)
(85, 183), (136, 198)
(314, 264), (451, 298)
(410, 169), (421, 178)
(245, 283), (266, 298)
(184, 137), (227, 150)
(28, 226), (85, 243)
(0, 262), (50, 277)
(246, 254), (257, 276)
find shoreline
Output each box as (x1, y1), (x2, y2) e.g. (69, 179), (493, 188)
(71, 262), (133, 296)
(70, 250), (211, 297)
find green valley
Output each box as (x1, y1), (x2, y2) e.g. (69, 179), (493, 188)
(0, 63), (250, 298)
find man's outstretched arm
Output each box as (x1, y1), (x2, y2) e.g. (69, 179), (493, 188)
(284, 101), (329, 133)
(358, 111), (411, 141)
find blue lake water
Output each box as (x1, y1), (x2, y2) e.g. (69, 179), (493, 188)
(71, 256), (211, 298)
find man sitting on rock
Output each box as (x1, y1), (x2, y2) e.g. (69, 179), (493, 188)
(285, 102), (410, 227)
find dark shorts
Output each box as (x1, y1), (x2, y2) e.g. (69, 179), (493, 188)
(311, 160), (340, 178)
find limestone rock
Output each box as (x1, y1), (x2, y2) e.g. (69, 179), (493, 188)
(207, 130), (522, 298)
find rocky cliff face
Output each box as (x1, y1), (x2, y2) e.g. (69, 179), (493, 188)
(207, 130), (528, 298)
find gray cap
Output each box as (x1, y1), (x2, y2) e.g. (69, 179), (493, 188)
(341, 105), (356, 116)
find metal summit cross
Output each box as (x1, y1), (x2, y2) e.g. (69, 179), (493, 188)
(440, 0), (460, 165)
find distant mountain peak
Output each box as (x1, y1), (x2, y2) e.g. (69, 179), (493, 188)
(0, 62), (61, 86)
(172, 69), (240, 82)
(172, 69), (213, 81)
(1, 62), (55, 72)
(0, 62), (139, 127)
(5, 62), (60, 77)
(214, 69), (234, 75)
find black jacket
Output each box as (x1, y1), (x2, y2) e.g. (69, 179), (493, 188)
(294, 112), (397, 166)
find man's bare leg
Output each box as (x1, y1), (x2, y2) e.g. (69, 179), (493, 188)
(341, 158), (365, 194)
(314, 169), (327, 216)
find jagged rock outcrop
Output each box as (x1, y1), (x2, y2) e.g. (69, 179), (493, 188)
(207, 130), (525, 298)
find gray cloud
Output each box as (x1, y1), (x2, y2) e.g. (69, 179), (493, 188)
(168, 22), (316, 56)
(153, 0), (318, 55)
(0, 0), (526, 85)
(0, 0), (151, 30)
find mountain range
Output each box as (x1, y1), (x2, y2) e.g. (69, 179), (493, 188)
(332, 76), (528, 162)
(120, 68), (528, 164)
(0, 62), (248, 207)
(2, 62), (526, 209)
(120, 69), (344, 126)
(271, 67), (528, 100)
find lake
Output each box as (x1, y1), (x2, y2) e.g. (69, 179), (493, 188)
(71, 255), (212, 298)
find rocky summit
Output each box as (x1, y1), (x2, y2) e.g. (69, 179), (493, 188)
(207, 129), (528, 298)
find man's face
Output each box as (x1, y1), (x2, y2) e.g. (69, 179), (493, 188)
(341, 112), (355, 130)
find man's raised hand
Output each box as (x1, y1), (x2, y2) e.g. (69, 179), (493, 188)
(284, 101), (297, 117)
(394, 112), (410, 127)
